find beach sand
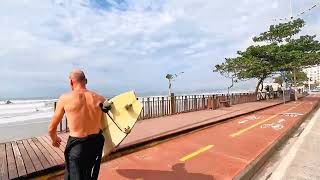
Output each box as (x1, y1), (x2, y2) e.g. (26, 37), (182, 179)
(0, 118), (51, 143)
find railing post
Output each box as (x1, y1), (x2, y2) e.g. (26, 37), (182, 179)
(65, 117), (68, 132)
(202, 95), (205, 109)
(184, 96), (188, 111)
(141, 98), (144, 120)
(231, 93), (234, 105)
(194, 95), (197, 110)
(161, 97), (164, 116)
(170, 93), (176, 114)
(147, 97), (150, 118)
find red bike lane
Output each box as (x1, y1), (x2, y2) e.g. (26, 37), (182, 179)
(98, 96), (319, 180)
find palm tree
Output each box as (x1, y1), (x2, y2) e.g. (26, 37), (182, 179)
(165, 72), (184, 96)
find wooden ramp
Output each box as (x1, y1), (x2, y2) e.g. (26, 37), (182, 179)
(0, 133), (69, 180)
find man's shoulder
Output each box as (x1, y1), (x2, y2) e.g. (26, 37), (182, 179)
(59, 92), (73, 101)
(87, 90), (105, 101)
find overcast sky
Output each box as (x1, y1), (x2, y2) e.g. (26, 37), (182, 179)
(0, 0), (319, 98)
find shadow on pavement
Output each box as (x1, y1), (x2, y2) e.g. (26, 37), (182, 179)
(117, 163), (214, 180)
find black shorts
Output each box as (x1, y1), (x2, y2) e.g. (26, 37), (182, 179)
(64, 130), (105, 180)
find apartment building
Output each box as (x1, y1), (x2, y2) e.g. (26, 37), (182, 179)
(303, 65), (320, 85)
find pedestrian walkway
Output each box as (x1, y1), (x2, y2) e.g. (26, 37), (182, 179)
(267, 97), (320, 180)
(0, 100), (283, 179)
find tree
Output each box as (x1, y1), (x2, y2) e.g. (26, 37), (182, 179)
(214, 44), (280, 92)
(253, 18), (305, 43)
(254, 19), (320, 86)
(165, 72), (184, 95)
(215, 18), (320, 93)
(274, 71), (308, 87)
(274, 76), (284, 87)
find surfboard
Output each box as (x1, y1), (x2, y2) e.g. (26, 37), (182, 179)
(100, 91), (143, 158)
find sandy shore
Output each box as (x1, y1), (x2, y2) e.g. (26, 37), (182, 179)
(0, 118), (51, 143)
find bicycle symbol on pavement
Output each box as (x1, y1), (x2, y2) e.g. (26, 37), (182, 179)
(238, 115), (260, 124)
(281, 112), (304, 118)
(260, 119), (286, 131)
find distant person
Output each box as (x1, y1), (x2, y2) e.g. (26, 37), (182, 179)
(48, 69), (106, 180)
(265, 85), (270, 99)
(269, 85), (274, 98)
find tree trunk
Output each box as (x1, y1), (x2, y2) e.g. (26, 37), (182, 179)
(255, 78), (264, 93)
(293, 69), (297, 87)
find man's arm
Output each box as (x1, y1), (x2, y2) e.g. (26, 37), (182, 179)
(48, 95), (65, 147)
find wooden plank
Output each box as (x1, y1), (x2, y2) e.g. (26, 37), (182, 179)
(16, 141), (35, 174)
(31, 138), (57, 166)
(40, 136), (64, 162)
(36, 137), (63, 165)
(58, 133), (69, 146)
(5, 143), (18, 179)
(46, 135), (66, 151)
(11, 142), (27, 177)
(59, 133), (69, 142)
(0, 144), (9, 180)
(22, 139), (43, 171)
(27, 139), (52, 168)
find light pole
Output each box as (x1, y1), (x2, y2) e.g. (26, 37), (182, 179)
(289, 0), (293, 19)
(308, 69), (311, 91)
(165, 72), (184, 96)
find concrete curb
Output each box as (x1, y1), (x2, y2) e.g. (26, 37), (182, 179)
(234, 98), (320, 180)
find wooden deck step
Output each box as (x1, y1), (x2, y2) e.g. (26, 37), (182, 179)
(0, 132), (68, 179)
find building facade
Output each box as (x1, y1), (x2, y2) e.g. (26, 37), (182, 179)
(303, 65), (320, 86)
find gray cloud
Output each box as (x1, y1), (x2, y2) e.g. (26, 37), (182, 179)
(0, 0), (319, 98)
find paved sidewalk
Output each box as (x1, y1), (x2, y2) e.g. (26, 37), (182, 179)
(268, 98), (320, 180)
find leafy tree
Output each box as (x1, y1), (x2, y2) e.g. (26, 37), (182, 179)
(274, 76), (284, 87)
(214, 43), (280, 92)
(253, 18), (305, 43)
(254, 19), (320, 86)
(215, 18), (320, 92)
(274, 71), (308, 87)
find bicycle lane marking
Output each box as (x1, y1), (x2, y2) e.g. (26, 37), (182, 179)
(230, 102), (303, 138)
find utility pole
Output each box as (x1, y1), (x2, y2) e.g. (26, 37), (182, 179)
(289, 0), (293, 19)
(308, 69), (311, 91)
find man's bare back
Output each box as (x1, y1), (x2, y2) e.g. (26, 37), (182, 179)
(48, 69), (106, 179)
(48, 69), (105, 146)
(61, 89), (105, 137)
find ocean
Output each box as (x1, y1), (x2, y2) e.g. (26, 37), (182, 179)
(0, 99), (56, 142)
(0, 89), (254, 143)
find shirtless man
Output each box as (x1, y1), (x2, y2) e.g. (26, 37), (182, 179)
(48, 69), (105, 180)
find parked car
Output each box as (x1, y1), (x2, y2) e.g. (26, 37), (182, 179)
(311, 88), (320, 92)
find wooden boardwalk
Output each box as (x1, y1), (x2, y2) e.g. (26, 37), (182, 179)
(0, 133), (68, 180)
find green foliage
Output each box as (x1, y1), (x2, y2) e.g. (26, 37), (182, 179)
(274, 71), (308, 86)
(274, 76), (283, 86)
(214, 18), (320, 92)
(253, 18), (305, 43)
(214, 44), (281, 91)
(165, 74), (174, 80)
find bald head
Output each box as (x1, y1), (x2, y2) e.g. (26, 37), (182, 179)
(69, 69), (87, 85)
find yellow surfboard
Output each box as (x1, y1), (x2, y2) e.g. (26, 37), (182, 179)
(100, 91), (143, 158)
